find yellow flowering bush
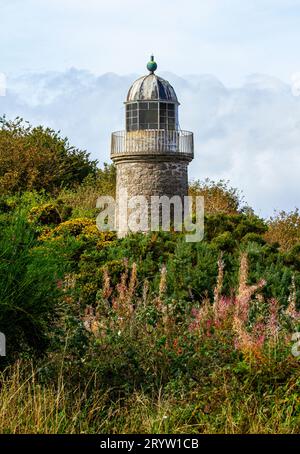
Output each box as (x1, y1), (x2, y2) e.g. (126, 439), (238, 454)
(28, 203), (62, 226)
(39, 217), (116, 244)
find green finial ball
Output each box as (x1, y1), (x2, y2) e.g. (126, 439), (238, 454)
(147, 55), (157, 73)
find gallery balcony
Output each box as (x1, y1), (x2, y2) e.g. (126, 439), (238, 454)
(111, 129), (194, 162)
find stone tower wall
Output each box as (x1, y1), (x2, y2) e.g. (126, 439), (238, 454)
(116, 160), (188, 199)
(115, 159), (189, 234)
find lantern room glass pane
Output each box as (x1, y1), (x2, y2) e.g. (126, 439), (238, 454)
(126, 103), (138, 131)
(168, 119), (175, 130)
(158, 103), (177, 130)
(168, 104), (175, 115)
(139, 103), (158, 129)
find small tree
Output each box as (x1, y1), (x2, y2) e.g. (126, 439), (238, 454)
(265, 209), (300, 252)
(0, 116), (97, 195)
(189, 178), (245, 215)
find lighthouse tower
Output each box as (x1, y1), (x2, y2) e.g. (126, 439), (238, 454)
(111, 56), (194, 236)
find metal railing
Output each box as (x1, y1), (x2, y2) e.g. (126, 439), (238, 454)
(111, 129), (194, 158)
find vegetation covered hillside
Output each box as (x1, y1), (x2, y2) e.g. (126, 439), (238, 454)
(0, 118), (300, 433)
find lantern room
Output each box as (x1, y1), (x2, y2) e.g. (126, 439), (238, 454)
(125, 55), (179, 132)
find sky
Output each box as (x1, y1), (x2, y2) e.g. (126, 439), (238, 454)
(1, 0), (300, 217)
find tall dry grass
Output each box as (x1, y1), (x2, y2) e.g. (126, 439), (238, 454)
(0, 360), (299, 434)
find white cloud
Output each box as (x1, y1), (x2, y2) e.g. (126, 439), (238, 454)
(1, 68), (299, 217)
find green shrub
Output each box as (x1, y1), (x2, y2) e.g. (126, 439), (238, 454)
(0, 211), (69, 361)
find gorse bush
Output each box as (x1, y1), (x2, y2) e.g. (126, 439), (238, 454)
(28, 202), (72, 227)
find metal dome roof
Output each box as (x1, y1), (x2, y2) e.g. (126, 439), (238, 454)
(126, 73), (179, 103)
